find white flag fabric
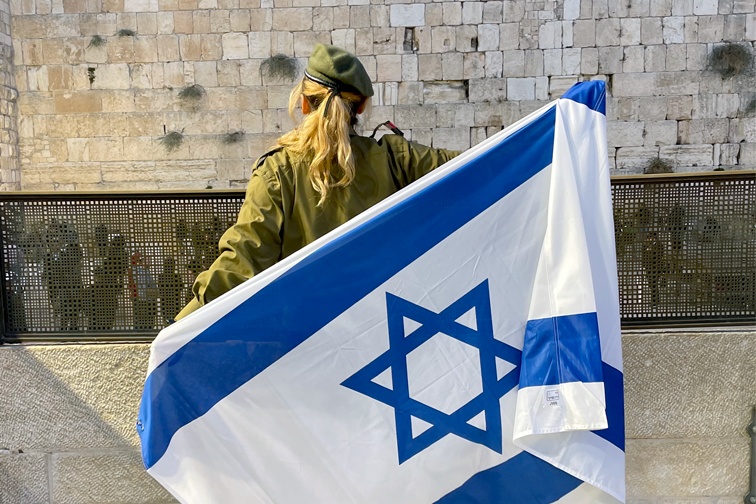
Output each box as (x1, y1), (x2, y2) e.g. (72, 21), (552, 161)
(138, 80), (624, 504)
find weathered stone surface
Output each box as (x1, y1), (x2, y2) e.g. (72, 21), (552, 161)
(623, 330), (756, 438)
(0, 453), (48, 504)
(52, 451), (176, 503)
(0, 344), (151, 450)
(626, 438), (749, 498)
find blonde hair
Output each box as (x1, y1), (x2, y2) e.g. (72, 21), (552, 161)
(276, 78), (367, 206)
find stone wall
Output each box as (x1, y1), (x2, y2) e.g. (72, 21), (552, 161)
(0, 328), (754, 503)
(6, 0), (756, 191)
(0, 0), (19, 190)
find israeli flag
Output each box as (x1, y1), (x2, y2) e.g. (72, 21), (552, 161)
(138, 80), (624, 504)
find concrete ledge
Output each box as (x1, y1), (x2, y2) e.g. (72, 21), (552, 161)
(626, 438), (749, 499)
(0, 344), (150, 450)
(623, 329), (756, 438)
(0, 452), (48, 504)
(51, 450), (175, 504)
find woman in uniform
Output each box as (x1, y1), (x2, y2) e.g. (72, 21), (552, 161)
(176, 44), (461, 320)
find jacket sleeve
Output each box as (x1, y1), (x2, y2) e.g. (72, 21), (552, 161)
(175, 164), (285, 320)
(382, 135), (462, 188)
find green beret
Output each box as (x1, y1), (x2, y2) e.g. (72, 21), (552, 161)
(305, 44), (374, 98)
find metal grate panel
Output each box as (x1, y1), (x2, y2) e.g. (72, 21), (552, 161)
(612, 172), (754, 326)
(0, 192), (244, 341)
(0, 171), (753, 343)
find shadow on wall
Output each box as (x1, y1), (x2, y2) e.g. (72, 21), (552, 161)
(0, 344), (176, 503)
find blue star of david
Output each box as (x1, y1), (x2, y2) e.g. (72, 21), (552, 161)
(341, 279), (522, 464)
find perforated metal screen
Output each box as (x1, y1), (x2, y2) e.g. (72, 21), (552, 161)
(0, 192), (244, 341)
(0, 172), (753, 342)
(612, 172), (754, 326)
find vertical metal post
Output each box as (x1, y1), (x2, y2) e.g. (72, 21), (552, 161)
(746, 406), (756, 504)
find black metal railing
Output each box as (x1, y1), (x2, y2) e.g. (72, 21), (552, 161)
(0, 171), (753, 343)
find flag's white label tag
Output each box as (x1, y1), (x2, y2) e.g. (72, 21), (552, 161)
(544, 389), (560, 407)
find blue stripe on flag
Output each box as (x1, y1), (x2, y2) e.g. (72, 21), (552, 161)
(139, 107), (558, 469)
(435, 450), (581, 504)
(518, 312), (604, 388)
(595, 362), (625, 451)
(438, 362), (624, 502)
(561, 80), (606, 115)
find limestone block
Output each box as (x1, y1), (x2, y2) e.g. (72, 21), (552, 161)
(478, 24), (499, 51)
(620, 18), (641, 45)
(370, 5), (389, 27)
(418, 53), (442, 80)
(291, 32), (328, 58)
(662, 16), (685, 43)
(89, 63), (129, 90)
(172, 11), (192, 34)
(506, 77), (534, 100)
(376, 54), (401, 82)
(272, 8), (311, 31)
(698, 14), (724, 41)
(542, 49), (561, 76)
(672, 0), (694, 14)
(717, 142), (740, 164)
(499, 23), (519, 50)
(483, 1), (503, 23)
(608, 121), (644, 147)
(312, 7), (333, 31)
(442, 3), (462, 25)
(502, 0), (525, 22)
(395, 104), (436, 129)
(436, 103), (474, 128)
(433, 126), (470, 151)
(723, 13), (747, 41)
(250, 8), (272, 31)
(580, 47), (598, 75)
(666, 95), (693, 120)
(549, 75), (578, 98)
(693, 0), (718, 13)
(0, 453), (48, 504)
(174, 36), (200, 64)
(538, 20), (561, 49)
(463, 52), (486, 79)
(615, 146), (660, 169)
(401, 54), (418, 81)
(664, 44), (686, 72)
(500, 50), (525, 77)
(659, 144), (713, 166)
(51, 450), (175, 504)
(468, 77), (506, 102)
(398, 81), (423, 105)
(462, 2), (483, 24)
(524, 49), (543, 76)
(371, 27), (396, 55)
(598, 46), (623, 74)
(349, 6), (370, 29)
(738, 141), (756, 164)
(136, 12), (158, 35)
(572, 19), (595, 47)
(454, 25), (478, 52)
(626, 438), (748, 498)
(218, 31), (248, 60)
(389, 4), (424, 27)
(332, 6), (350, 29)
(156, 12), (173, 34)
(331, 29), (356, 55)
(441, 52), (463, 80)
(431, 26), (456, 53)
(596, 18), (620, 46)
(621, 46), (644, 73)
(423, 81), (467, 104)
(270, 32), (294, 58)
(643, 120), (678, 145)
(641, 17), (663, 45)
(193, 11), (210, 34)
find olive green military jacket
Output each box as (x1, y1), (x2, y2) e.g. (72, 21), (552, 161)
(176, 134), (460, 320)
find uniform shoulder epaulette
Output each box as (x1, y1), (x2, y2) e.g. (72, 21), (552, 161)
(253, 146), (285, 172)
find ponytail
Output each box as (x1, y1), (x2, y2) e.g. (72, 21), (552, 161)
(276, 78), (366, 206)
